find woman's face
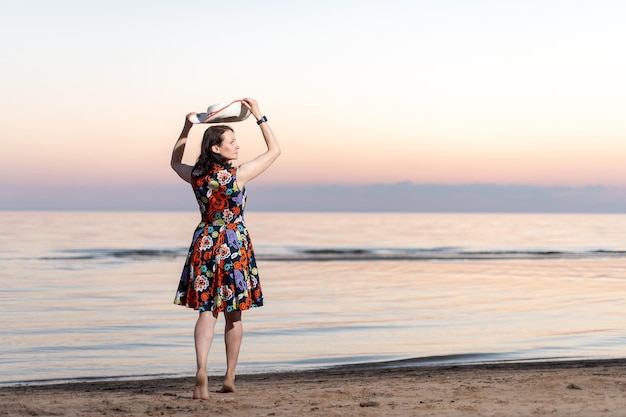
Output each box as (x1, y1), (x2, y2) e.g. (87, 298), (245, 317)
(213, 130), (239, 161)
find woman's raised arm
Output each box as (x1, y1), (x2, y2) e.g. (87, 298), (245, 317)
(236, 98), (281, 189)
(170, 114), (196, 184)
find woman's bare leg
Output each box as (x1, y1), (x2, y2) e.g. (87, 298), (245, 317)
(193, 310), (218, 400)
(221, 310), (242, 392)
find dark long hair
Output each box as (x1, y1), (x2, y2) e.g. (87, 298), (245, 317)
(196, 125), (233, 171)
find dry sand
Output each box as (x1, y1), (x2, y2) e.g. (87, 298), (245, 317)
(1, 359), (625, 417)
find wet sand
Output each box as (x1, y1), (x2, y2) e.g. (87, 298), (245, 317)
(1, 359), (625, 417)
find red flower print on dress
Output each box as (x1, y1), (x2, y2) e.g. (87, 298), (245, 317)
(218, 285), (234, 301)
(210, 193), (227, 211)
(222, 208), (234, 223)
(194, 275), (209, 292)
(216, 170), (232, 185)
(199, 235), (213, 251)
(216, 243), (231, 261)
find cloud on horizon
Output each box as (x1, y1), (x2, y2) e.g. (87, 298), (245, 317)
(2, 183), (626, 213)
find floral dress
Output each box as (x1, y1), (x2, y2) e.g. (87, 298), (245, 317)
(174, 164), (263, 312)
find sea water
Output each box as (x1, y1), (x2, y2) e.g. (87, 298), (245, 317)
(1, 211), (625, 386)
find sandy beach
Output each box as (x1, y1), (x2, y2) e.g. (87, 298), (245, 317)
(1, 359), (625, 417)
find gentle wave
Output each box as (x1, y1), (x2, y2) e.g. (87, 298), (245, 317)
(282, 248), (626, 261)
(40, 249), (182, 261)
(22, 247), (626, 262)
(276, 248), (626, 261)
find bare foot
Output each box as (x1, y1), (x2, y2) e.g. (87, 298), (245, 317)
(220, 374), (236, 393)
(192, 370), (210, 400)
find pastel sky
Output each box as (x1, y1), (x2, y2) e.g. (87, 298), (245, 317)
(2, 0), (625, 191)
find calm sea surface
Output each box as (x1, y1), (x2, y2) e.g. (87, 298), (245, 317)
(1, 211), (625, 386)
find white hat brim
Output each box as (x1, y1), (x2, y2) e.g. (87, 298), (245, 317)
(189, 100), (251, 124)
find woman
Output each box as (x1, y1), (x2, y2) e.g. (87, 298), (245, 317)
(170, 98), (280, 400)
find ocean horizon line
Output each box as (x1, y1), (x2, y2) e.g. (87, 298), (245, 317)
(2, 183), (626, 212)
(2, 209), (626, 214)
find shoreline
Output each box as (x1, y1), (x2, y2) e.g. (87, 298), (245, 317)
(2, 355), (619, 388)
(2, 358), (625, 416)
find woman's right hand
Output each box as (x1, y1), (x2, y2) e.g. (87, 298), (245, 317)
(185, 112), (198, 124)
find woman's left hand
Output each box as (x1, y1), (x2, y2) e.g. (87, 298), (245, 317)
(242, 98), (262, 120)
